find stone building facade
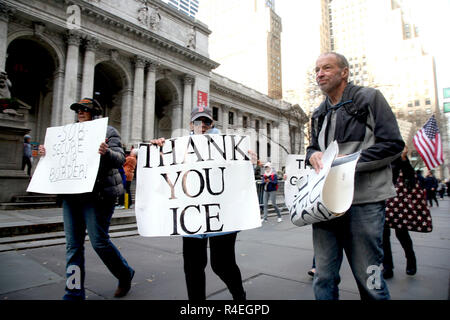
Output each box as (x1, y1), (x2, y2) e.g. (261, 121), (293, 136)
(0, 0), (305, 190)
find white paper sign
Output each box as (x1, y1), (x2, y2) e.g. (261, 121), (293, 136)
(135, 134), (262, 237)
(284, 155), (313, 210)
(290, 141), (361, 227)
(27, 117), (108, 194)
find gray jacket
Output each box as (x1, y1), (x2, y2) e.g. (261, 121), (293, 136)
(306, 82), (405, 204)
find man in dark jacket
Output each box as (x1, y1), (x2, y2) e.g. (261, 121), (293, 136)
(306, 52), (404, 300)
(39, 98), (134, 300)
(424, 171), (439, 207)
(22, 134), (33, 176)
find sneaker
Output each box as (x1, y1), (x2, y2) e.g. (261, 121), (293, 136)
(261, 218), (268, 222)
(277, 218), (282, 223)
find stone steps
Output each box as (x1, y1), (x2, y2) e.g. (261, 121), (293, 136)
(0, 223), (139, 252)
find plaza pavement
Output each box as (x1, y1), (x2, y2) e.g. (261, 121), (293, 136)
(0, 198), (449, 301)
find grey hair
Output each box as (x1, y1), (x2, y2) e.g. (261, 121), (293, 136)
(321, 52), (349, 69)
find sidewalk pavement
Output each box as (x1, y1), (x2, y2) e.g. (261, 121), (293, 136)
(0, 198), (449, 300)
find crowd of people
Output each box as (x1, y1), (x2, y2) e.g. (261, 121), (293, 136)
(32, 52), (448, 301)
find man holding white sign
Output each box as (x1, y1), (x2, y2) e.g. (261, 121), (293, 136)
(306, 53), (404, 300)
(142, 106), (260, 300)
(35, 98), (135, 300)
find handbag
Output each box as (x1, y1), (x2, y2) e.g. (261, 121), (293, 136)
(385, 172), (433, 233)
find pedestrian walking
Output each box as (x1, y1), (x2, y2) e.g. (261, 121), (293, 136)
(437, 180), (446, 199)
(149, 106), (246, 301)
(22, 134), (32, 176)
(383, 146), (417, 279)
(424, 171), (439, 207)
(116, 166), (127, 209)
(123, 148), (138, 208)
(261, 162), (282, 223)
(38, 98), (135, 300)
(306, 52), (404, 300)
(446, 179), (450, 197)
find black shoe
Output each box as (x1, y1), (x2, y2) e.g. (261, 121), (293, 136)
(383, 269), (394, 279)
(114, 269), (135, 298)
(307, 268), (316, 277)
(406, 257), (417, 276)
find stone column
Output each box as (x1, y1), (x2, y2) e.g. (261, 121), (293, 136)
(131, 55), (146, 144)
(272, 121), (280, 170)
(51, 70), (65, 126)
(259, 118), (267, 163)
(221, 105), (229, 134)
(121, 88), (133, 146)
(171, 102), (183, 137)
(80, 37), (99, 99)
(236, 110), (243, 136)
(0, 4), (13, 70)
(248, 114), (258, 154)
(182, 75), (194, 132)
(278, 119), (290, 168)
(61, 30), (82, 125)
(143, 61), (157, 142)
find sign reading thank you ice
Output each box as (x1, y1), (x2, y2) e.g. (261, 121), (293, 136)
(135, 134), (261, 237)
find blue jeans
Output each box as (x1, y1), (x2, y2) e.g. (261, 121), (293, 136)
(312, 201), (390, 300)
(62, 194), (134, 300)
(263, 190), (281, 220)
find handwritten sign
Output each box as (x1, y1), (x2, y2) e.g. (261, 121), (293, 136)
(27, 118), (108, 194)
(290, 141), (360, 227)
(135, 134), (261, 237)
(284, 155), (313, 210)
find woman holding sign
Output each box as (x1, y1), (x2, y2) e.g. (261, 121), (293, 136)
(39, 98), (135, 300)
(150, 106), (247, 301)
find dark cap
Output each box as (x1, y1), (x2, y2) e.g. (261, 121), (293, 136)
(190, 106), (213, 122)
(70, 98), (102, 116)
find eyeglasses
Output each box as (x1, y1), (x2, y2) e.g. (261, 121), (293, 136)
(194, 118), (213, 126)
(76, 107), (91, 114)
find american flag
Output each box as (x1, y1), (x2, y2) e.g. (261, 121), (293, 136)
(413, 115), (444, 170)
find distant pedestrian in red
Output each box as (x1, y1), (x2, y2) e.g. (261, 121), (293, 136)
(124, 148), (138, 208)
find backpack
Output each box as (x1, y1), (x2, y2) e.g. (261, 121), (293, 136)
(270, 173), (278, 191)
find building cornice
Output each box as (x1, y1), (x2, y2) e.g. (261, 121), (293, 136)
(210, 73), (292, 113)
(6, 0), (220, 70)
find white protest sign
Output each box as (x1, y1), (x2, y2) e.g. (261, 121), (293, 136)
(284, 155), (313, 210)
(135, 134), (262, 237)
(290, 141), (360, 227)
(27, 117), (108, 194)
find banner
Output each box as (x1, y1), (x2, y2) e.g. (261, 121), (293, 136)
(284, 155), (313, 210)
(135, 134), (261, 237)
(27, 118), (108, 194)
(290, 141), (360, 227)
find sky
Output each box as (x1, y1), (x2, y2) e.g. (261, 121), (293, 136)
(276, 0), (450, 106)
(410, 0), (450, 104)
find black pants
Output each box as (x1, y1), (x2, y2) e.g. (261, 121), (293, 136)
(182, 232), (245, 301)
(125, 181), (132, 207)
(22, 156), (32, 176)
(118, 181), (132, 207)
(426, 189), (439, 207)
(383, 225), (415, 271)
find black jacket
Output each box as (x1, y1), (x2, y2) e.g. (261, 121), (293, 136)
(306, 82), (405, 204)
(92, 125), (126, 199)
(391, 156), (415, 190)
